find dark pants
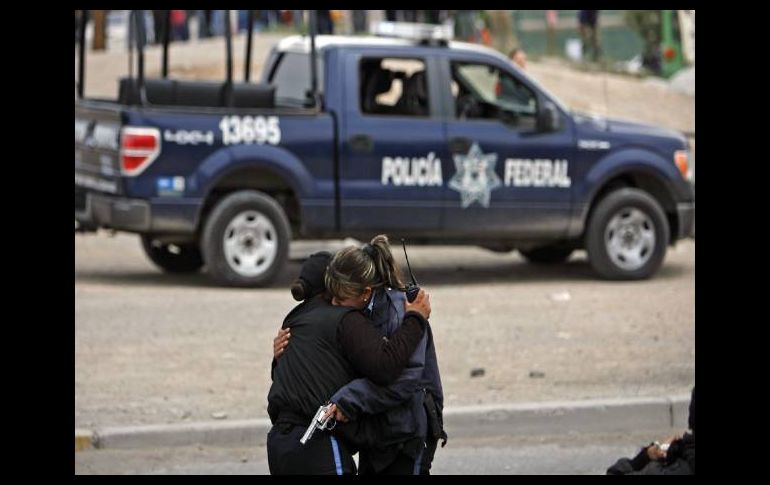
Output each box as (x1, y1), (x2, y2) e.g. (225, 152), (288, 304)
(315, 11), (334, 35)
(359, 438), (438, 475)
(152, 10), (167, 45)
(199, 10), (212, 38)
(352, 10), (368, 33)
(579, 22), (601, 62)
(267, 423), (357, 475)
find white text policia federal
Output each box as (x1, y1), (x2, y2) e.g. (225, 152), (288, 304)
(381, 154), (571, 188)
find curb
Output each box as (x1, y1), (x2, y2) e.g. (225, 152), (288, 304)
(78, 395), (690, 451)
(75, 429), (94, 452)
(91, 418), (273, 450)
(442, 395), (690, 440)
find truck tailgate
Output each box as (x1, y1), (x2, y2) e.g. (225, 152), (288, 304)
(75, 102), (124, 197)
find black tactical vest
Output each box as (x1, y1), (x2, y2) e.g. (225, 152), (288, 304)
(267, 294), (357, 424)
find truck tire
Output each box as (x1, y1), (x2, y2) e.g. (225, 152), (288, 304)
(586, 188), (670, 280)
(201, 190), (290, 287)
(519, 245), (573, 264)
(140, 236), (204, 273)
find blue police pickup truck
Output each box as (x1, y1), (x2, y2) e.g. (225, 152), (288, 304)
(75, 15), (694, 286)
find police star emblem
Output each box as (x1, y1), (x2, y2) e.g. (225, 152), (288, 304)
(448, 143), (501, 208)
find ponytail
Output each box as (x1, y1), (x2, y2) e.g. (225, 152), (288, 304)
(366, 234), (404, 290)
(324, 234), (405, 301)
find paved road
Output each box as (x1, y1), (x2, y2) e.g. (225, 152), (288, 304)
(75, 428), (673, 475)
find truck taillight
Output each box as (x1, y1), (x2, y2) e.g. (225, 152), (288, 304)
(120, 127), (161, 176)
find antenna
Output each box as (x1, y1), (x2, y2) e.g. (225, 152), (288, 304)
(401, 238), (418, 285)
(400, 238), (420, 302)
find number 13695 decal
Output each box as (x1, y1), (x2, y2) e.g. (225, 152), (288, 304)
(219, 116), (281, 146)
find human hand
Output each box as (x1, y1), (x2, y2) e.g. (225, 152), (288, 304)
(405, 288), (431, 320)
(273, 328), (290, 359)
(647, 442), (667, 461)
(326, 403), (349, 423)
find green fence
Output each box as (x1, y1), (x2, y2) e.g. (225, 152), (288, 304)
(512, 10), (644, 62)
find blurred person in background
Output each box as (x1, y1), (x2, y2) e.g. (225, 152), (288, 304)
(152, 10), (168, 44)
(509, 47), (528, 69)
(352, 10), (368, 34)
(126, 11), (152, 50)
(316, 10), (334, 34)
(578, 10), (601, 61)
(402, 10), (417, 22)
(198, 10), (213, 38)
(238, 10), (250, 32)
(423, 10), (446, 24)
(170, 10), (188, 41)
(293, 10), (304, 31)
(264, 10), (280, 29)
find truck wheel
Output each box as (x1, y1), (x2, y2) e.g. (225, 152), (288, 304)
(140, 236), (204, 273)
(519, 245), (573, 264)
(201, 190), (290, 287)
(586, 188), (670, 280)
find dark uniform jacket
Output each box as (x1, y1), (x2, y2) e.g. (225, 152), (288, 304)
(267, 293), (427, 425)
(330, 288), (447, 471)
(606, 433), (695, 475)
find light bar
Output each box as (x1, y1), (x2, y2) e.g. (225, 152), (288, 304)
(371, 21), (454, 42)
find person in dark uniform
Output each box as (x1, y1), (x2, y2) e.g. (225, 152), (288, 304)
(274, 235), (447, 474)
(266, 238), (433, 475)
(606, 387), (695, 475)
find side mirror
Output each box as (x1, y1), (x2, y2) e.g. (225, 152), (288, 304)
(537, 100), (560, 133)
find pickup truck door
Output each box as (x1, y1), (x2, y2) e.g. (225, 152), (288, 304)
(438, 56), (575, 239)
(339, 50), (445, 233)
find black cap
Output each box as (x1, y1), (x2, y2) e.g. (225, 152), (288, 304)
(291, 251), (333, 301)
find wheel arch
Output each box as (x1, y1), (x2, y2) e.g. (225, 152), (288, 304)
(194, 146), (314, 238)
(582, 169), (677, 245)
(577, 146), (681, 245)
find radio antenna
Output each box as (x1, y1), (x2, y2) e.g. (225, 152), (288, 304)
(401, 238), (418, 285)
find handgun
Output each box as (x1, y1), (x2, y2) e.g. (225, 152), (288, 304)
(299, 403), (336, 445)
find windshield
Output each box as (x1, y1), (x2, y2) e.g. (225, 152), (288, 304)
(453, 62), (537, 116)
(507, 62), (570, 114)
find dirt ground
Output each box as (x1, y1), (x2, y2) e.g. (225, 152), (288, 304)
(75, 32), (695, 430)
(75, 234), (694, 429)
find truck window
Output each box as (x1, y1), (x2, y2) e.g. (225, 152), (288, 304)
(269, 52), (323, 108)
(451, 61), (537, 130)
(360, 57), (429, 117)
